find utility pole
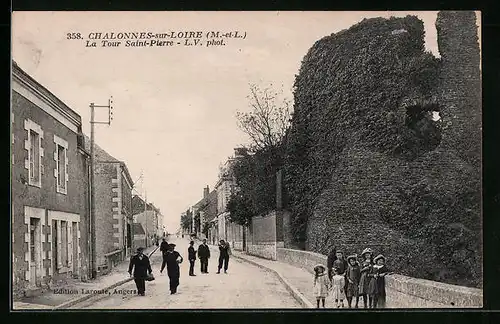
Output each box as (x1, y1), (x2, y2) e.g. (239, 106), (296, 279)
(89, 97), (113, 279)
(144, 188), (148, 247)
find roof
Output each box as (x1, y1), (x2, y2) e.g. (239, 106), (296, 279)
(84, 134), (134, 187)
(12, 61), (82, 127)
(84, 135), (119, 162)
(132, 223), (146, 235)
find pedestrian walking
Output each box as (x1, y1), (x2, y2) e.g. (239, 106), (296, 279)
(161, 243), (184, 294)
(371, 254), (393, 308)
(313, 264), (330, 308)
(216, 240), (231, 274)
(188, 241), (197, 276)
(326, 247), (337, 280)
(198, 239), (211, 274)
(128, 247), (153, 296)
(345, 254), (361, 308)
(159, 238), (169, 272)
(330, 267), (346, 308)
(358, 247), (374, 308)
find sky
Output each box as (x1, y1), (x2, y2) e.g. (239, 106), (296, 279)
(12, 11), (479, 233)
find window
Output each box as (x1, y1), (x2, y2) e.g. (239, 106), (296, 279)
(57, 145), (66, 190)
(29, 130), (41, 185)
(53, 135), (68, 194)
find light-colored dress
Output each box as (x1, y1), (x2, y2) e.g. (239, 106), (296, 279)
(330, 274), (346, 300)
(313, 273), (330, 298)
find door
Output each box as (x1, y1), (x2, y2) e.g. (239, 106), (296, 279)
(72, 222), (78, 276)
(29, 218), (41, 286)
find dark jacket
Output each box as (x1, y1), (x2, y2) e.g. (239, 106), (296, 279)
(326, 248), (337, 269)
(164, 250), (182, 277)
(128, 254), (152, 279)
(219, 243), (230, 258)
(188, 246), (197, 260)
(198, 244), (210, 259)
(332, 259), (348, 275)
(160, 241), (169, 255)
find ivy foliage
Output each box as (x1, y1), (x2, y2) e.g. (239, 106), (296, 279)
(284, 15), (481, 287)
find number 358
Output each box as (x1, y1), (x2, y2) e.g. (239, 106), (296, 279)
(67, 33), (83, 40)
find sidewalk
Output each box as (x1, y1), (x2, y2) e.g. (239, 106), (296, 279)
(13, 245), (158, 310)
(199, 239), (318, 308)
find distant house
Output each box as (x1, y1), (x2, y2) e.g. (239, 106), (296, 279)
(132, 223), (146, 250)
(192, 186), (218, 241)
(132, 195), (163, 245)
(84, 136), (133, 271)
(11, 61), (90, 298)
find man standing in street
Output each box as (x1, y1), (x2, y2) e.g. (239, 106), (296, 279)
(198, 239), (210, 274)
(128, 247), (152, 296)
(159, 237), (169, 273)
(217, 239), (231, 274)
(188, 241), (197, 276)
(161, 243), (183, 294)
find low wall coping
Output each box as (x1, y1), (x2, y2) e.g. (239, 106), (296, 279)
(277, 247), (483, 307)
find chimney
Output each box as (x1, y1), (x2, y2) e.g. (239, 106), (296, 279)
(203, 186), (209, 199)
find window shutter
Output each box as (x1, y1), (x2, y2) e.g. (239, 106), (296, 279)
(57, 221), (62, 269)
(67, 222), (73, 268)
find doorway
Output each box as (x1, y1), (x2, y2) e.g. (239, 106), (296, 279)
(72, 222), (78, 276)
(29, 217), (41, 287)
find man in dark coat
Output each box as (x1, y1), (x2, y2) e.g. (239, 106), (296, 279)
(128, 247), (152, 296)
(198, 239), (211, 274)
(162, 243), (184, 294)
(217, 240), (231, 274)
(159, 238), (169, 273)
(188, 241), (197, 276)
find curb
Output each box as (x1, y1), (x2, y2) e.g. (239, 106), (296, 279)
(231, 254), (315, 309)
(52, 246), (159, 310)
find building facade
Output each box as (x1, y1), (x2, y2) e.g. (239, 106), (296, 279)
(132, 195), (163, 245)
(85, 137), (134, 271)
(11, 62), (90, 297)
(210, 148), (246, 246)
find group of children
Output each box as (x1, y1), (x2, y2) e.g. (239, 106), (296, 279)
(313, 247), (393, 309)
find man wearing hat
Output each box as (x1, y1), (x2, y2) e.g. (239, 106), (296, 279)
(128, 247), (153, 296)
(188, 241), (197, 276)
(162, 243), (184, 294)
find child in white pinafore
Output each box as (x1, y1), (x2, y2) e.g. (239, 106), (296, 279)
(313, 264), (330, 308)
(330, 267), (346, 308)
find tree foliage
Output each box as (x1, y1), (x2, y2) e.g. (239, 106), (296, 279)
(236, 83), (292, 152)
(180, 210), (193, 231)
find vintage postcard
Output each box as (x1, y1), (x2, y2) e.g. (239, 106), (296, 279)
(11, 11), (482, 310)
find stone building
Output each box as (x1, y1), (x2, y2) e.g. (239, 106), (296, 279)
(11, 61), (90, 298)
(211, 148), (246, 248)
(84, 136), (134, 271)
(132, 222), (146, 250)
(132, 195), (163, 245)
(192, 186), (218, 240)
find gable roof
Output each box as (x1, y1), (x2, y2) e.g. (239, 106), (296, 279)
(12, 60), (82, 131)
(83, 134), (134, 187)
(83, 134), (120, 162)
(133, 223), (145, 235)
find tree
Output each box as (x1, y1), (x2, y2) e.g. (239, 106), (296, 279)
(226, 192), (254, 226)
(180, 211), (193, 232)
(194, 212), (201, 234)
(236, 83), (292, 152)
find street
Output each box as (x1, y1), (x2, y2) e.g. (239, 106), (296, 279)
(71, 238), (300, 309)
